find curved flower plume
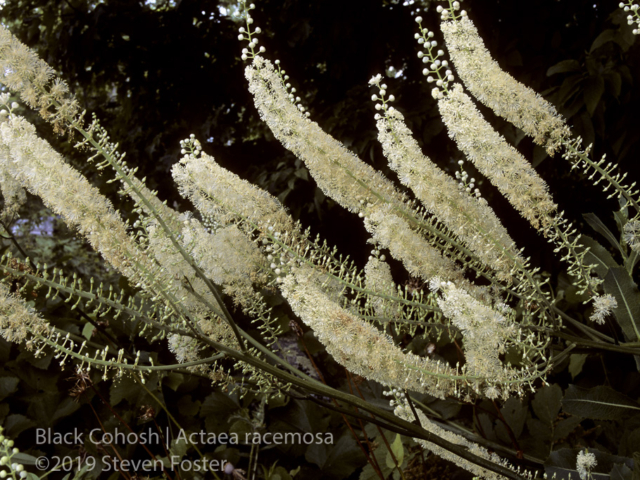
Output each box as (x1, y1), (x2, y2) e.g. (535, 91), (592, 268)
(393, 396), (519, 480)
(0, 115), (227, 335)
(245, 55), (479, 291)
(373, 84), (522, 283)
(431, 277), (551, 399)
(0, 116), (159, 291)
(281, 266), (459, 398)
(0, 25), (81, 134)
(172, 151), (296, 234)
(441, 16), (571, 155)
(364, 256), (403, 321)
(438, 84), (557, 231)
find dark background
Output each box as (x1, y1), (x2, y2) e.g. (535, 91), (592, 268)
(2, 0), (639, 275)
(1, 2), (640, 478)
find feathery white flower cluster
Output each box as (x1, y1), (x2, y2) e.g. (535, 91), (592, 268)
(173, 151), (295, 233)
(576, 449), (597, 480)
(0, 25), (80, 133)
(620, 1), (640, 34)
(246, 55), (474, 289)
(0, 157), (26, 221)
(430, 278), (525, 398)
(281, 266), (459, 398)
(438, 84), (557, 231)
(0, 282), (51, 344)
(623, 219), (640, 253)
(364, 256), (402, 321)
(393, 397), (517, 480)
(441, 17), (571, 155)
(181, 220), (265, 296)
(589, 294), (618, 325)
(373, 90), (522, 283)
(0, 115), (189, 319)
(168, 333), (201, 364)
(364, 205), (484, 298)
(0, 96), (26, 220)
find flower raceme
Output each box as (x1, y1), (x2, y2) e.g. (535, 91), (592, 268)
(440, 16), (571, 155)
(373, 90), (523, 283)
(437, 84), (558, 232)
(245, 55), (487, 297)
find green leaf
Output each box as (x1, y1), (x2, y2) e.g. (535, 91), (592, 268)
(200, 391), (240, 418)
(563, 385), (640, 420)
(583, 213), (624, 255)
(386, 434), (404, 469)
(475, 413), (497, 442)
(4, 414), (36, 438)
(82, 322), (95, 340)
(579, 235), (619, 278)
(11, 452), (37, 466)
(0, 376), (19, 401)
(547, 59), (580, 76)
(163, 372), (184, 392)
(532, 384), (563, 424)
(177, 395), (200, 417)
(169, 436), (189, 460)
(626, 251), (639, 274)
(583, 76), (605, 116)
(603, 267), (640, 342)
(633, 453), (640, 480)
(500, 397), (527, 438)
(590, 29), (617, 52)
(568, 354), (589, 380)
(306, 434), (366, 478)
(610, 463), (633, 480)
(604, 72), (622, 98)
(553, 416), (582, 442)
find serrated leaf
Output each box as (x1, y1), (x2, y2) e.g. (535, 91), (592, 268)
(532, 384), (563, 424)
(584, 213), (623, 254)
(527, 417), (552, 442)
(547, 59), (580, 76)
(626, 251), (639, 274)
(200, 391), (240, 418)
(632, 452), (640, 480)
(611, 463), (634, 480)
(569, 354), (589, 380)
(4, 414), (35, 437)
(603, 267), (640, 342)
(579, 235), (619, 278)
(563, 385), (640, 420)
